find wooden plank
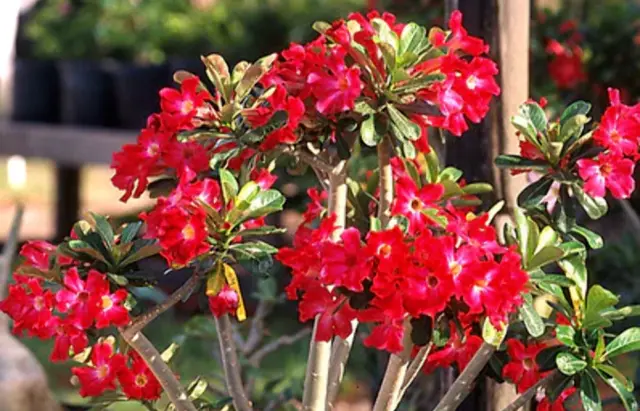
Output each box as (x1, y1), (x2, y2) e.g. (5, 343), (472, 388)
(0, 121), (136, 165)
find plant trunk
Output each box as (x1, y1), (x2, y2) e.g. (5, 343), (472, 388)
(302, 167), (347, 411)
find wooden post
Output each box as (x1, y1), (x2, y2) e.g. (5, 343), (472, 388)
(54, 165), (80, 242)
(488, 1), (530, 409)
(441, 1), (530, 410)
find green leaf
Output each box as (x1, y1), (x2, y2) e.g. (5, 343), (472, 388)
(371, 18), (399, 51)
(68, 240), (111, 266)
(231, 241), (278, 258)
(558, 253), (587, 300)
(187, 377), (208, 401)
(573, 185), (608, 220)
(494, 155), (549, 170)
(234, 226), (286, 239)
(597, 364), (634, 392)
(219, 169), (239, 205)
(387, 104), (421, 141)
(89, 213), (115, 249)
(601, 305), (640, 321)
(120, 222), (142, 244)
(560, 101), (592, 125)
(360, 115), (382, 147)
(597, 369), (638, 411)
(557, 241), (586, 257)
(439, 167), (463, 182)
(520, 294), (545, 337)
(536, 226), (559, 253)
(514, 207), (531, 265)
(482, 318), (507, 347)
(235, 55), (276, 100)
(536, 345), (567, 371)
(556, 352), (587, 375)
(519, 102), (548, 138)
(119, 241), (161, 268)
(461, 183), (493, 195)
(160, 342), (180, 363)
(379, 42), (396, 72)
(399, 22), (428, 56)
(605, 328), (640, 359)
(530, 274), (575, 288)
(312, 21), (331, 35)
(584, 285), (619, 330)
(401, 138), (416, 159)
(201, 54), (231, 102)
(580, 372), (602, 411)
(425, 149), (440, 183)
(528, 246), (565, 271)
(518, 176), (554, 209)
(559, 114), (589, 142)
(370, 216), (382, 232)
(571, 225), (604, 249)
(556, 325), (577, 347)
(245, 190), (286, 219)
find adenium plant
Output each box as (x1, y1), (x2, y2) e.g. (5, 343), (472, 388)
(3, 9), (640, 411)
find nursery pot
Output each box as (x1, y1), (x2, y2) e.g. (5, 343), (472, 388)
(58, 60), (114, 126)
(110, 62), (169, 129)
(11, 59), (60, 123)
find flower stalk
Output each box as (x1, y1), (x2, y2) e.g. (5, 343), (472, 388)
(214, 314), (253, 411)
(303, 164), (348, 411)
(433, 342), (497, 411)
(118, 327), (197, 411)
(500, 370), (560, 411)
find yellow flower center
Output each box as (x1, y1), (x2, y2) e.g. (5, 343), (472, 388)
(182, 224), (196, 241)
(101, 296), (113, 310)
(450, 262), (463, 277)
(135, 374), (148, 387)
(466, 75), (478, 90)
(96, 364), (109, 380)
(181, 99), (195, 114)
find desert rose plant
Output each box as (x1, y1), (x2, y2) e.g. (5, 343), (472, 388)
(3, 9), (640, 411)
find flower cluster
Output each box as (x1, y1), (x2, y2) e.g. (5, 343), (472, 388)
(0, 248), (161, 400)
(278, 160), (528, 353)
(577, 88), (639, 199)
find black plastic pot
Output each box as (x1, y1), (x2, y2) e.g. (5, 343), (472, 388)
(12, 59), (60, 123)
(58, 60), (114, 126)
(110, 63), (169, 130)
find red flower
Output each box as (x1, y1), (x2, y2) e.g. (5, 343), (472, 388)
(307, 48), (363, 115)
(159, 76), (211, 121)
(48, 317), (88, 362)
(502, 339), (547, 393)
(359, 294), (406, 353)
(72, 342), (126, 397)
(56, 268), (129, 329)
(548, 46), (586, 89)
(577, 152), (635, 199)
(593, 88), (640, 157)
(391, 178), (444, 234)
(433, 10), (488, 56)
(256, 86), (305, 151)
(0, 275), (54, 338)
(298, 286), (356, 341)
(111, 115), (173, 202)
(302, 188), (327, 222)
(142, 200), (210, 267)
(208, 285), (239, 317)
(250, 168), (278, 189)
(118, 352), (162, 400)
(538, 387), (576, 411)
(320, 228), (372, 291)
(19, 241), (55, 270)
(423, 325), (482, 373)
(163, 140), (209, 182)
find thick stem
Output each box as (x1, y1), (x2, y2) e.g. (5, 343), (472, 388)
(0, 204), (24, 330)
(377, 137), (394, 229)
(124, 273), (201, 336)
(372, 322), (413, 411)
(394, 343), (433, 407)
(214, 314), (253, 411)
(433, 342), (497, 411)
(303, 167), (347, 411)
(500, 370), (559, 411)
(118, 328), (197, 411)
(326, 319), (358, 409)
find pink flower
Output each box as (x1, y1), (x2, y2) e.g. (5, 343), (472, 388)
(307, 48), (363, 115)
(577, 152), (635, 199)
